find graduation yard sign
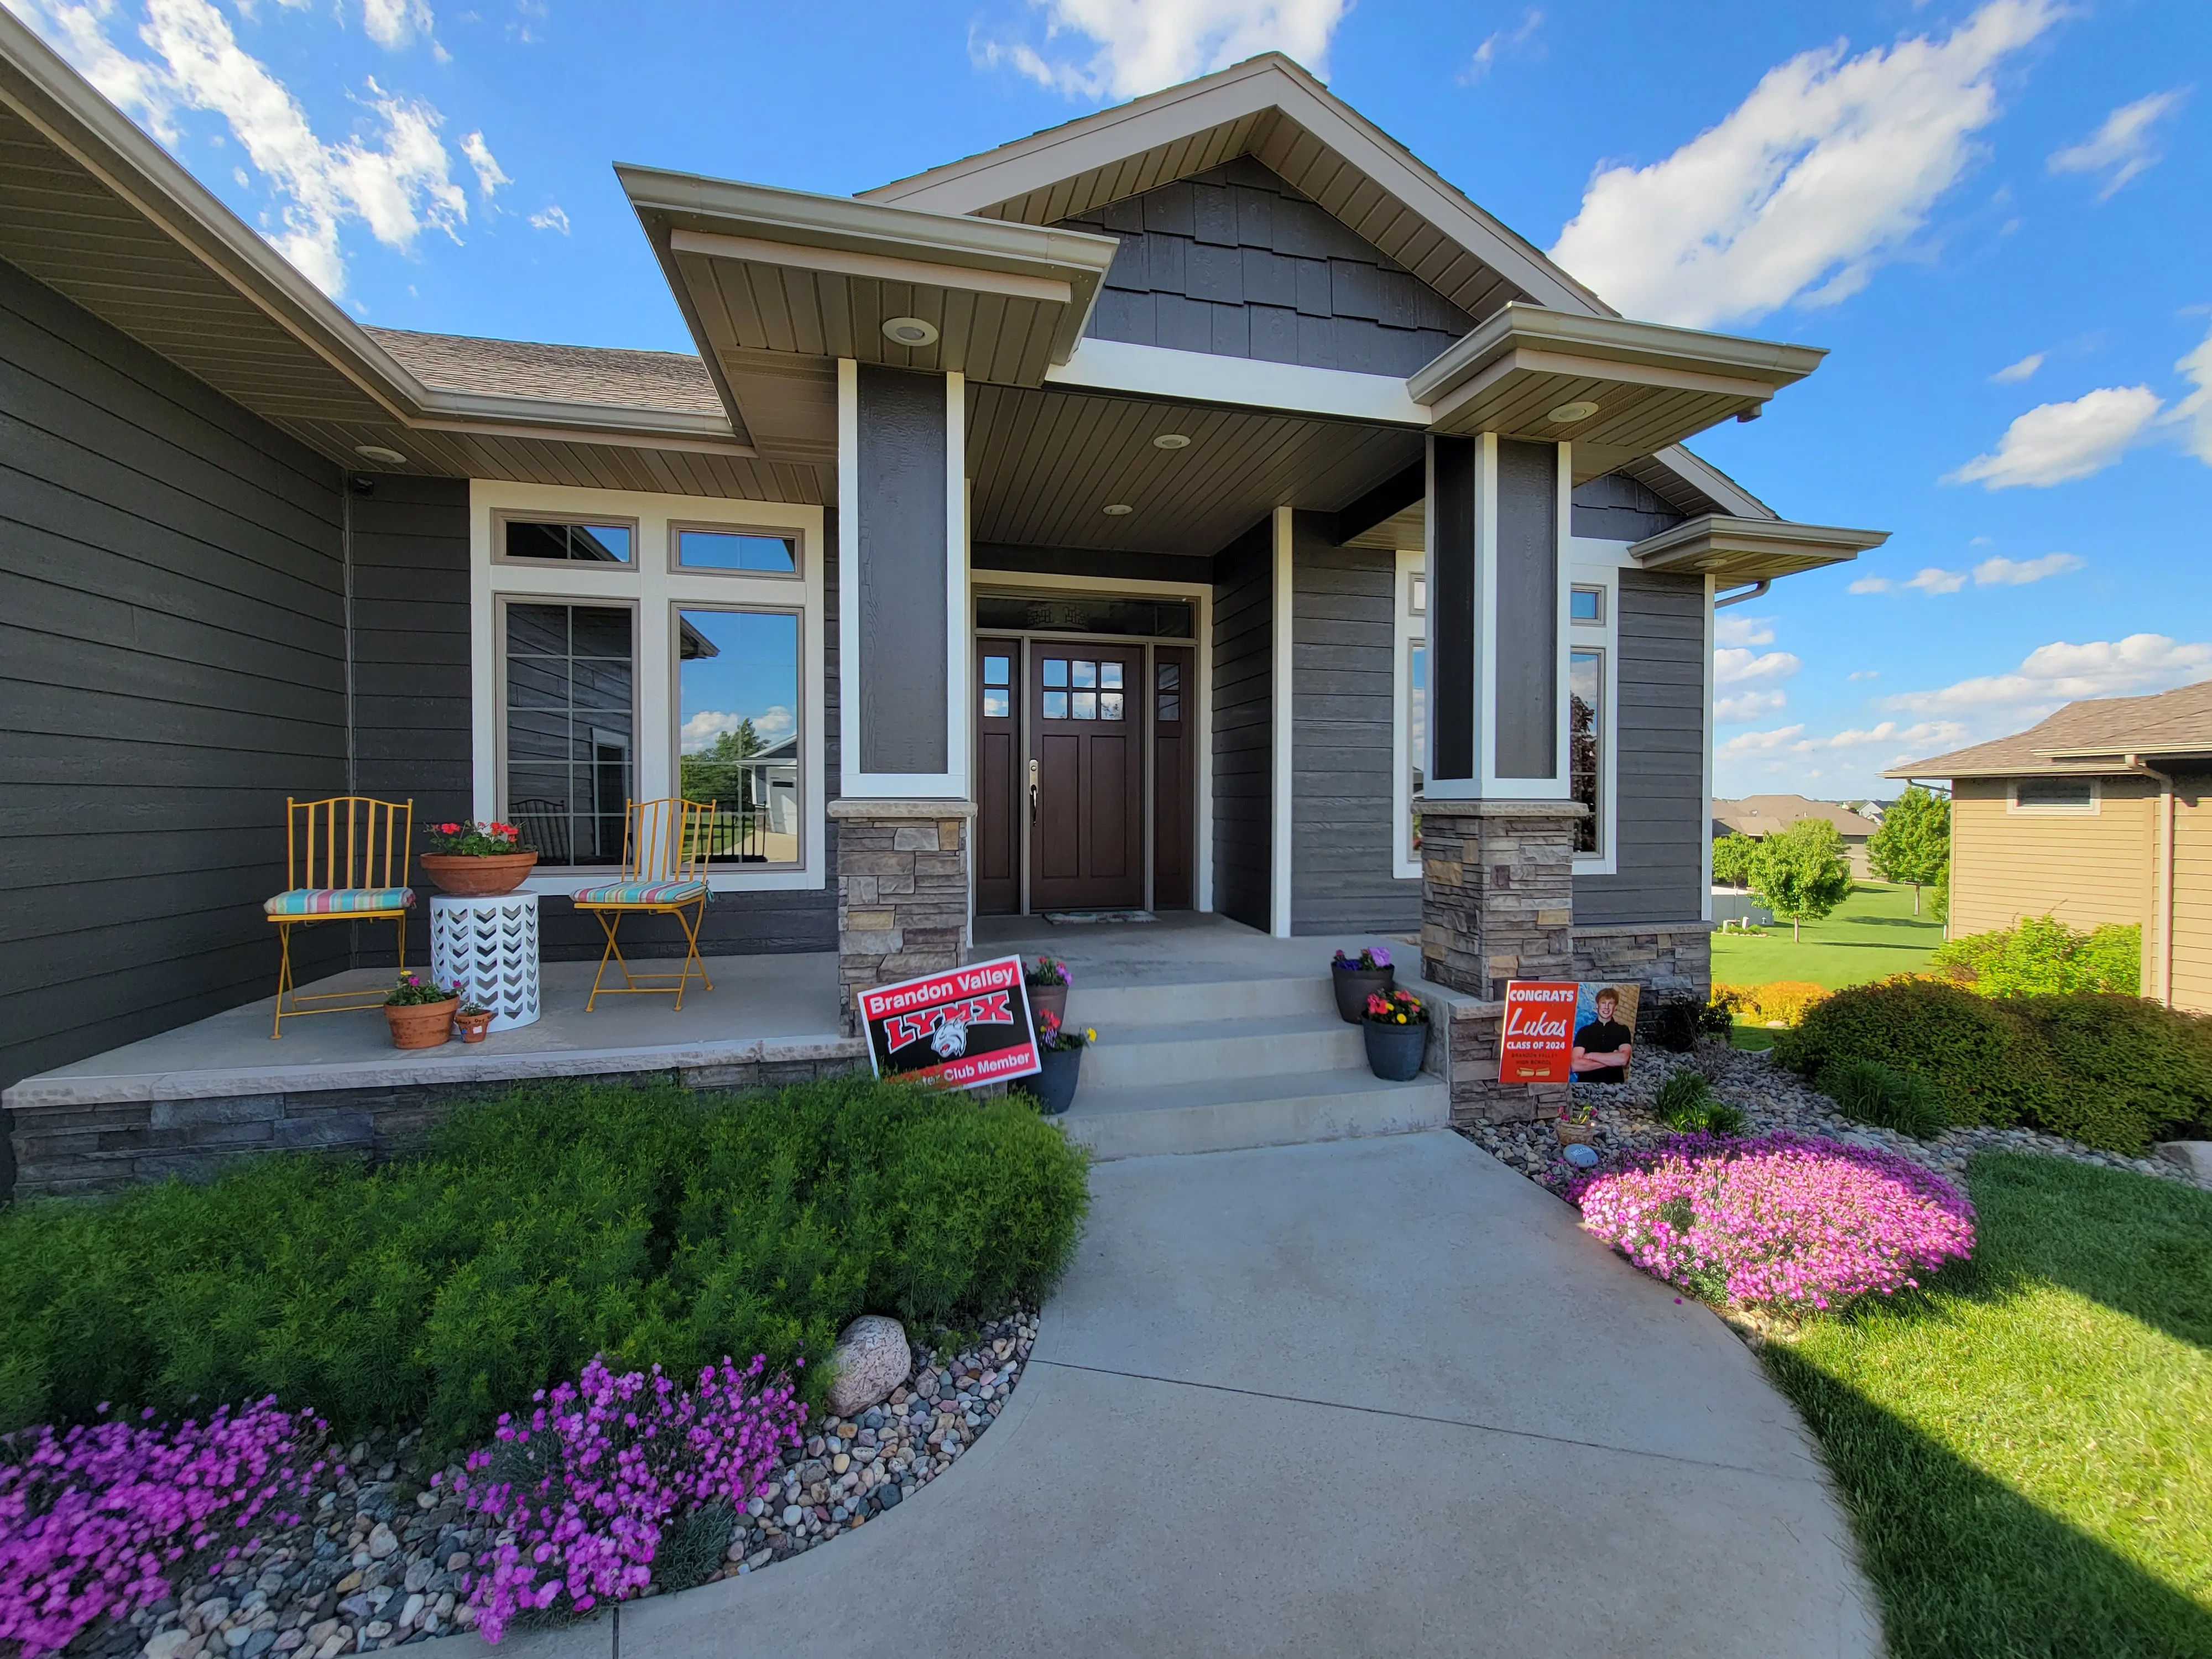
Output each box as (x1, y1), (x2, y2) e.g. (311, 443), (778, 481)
(857, 954), (1042, 1089)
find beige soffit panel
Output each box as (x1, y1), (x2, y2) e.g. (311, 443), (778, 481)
(1629, 514), (1888, 581)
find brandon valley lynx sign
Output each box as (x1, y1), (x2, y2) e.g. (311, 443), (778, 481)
(1500, 979), (1642, 1086)
(857, 954), (1042, 1089)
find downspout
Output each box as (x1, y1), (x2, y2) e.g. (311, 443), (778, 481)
(2131, 754), (2176, 1007)
(1713, 578), (1770, 610)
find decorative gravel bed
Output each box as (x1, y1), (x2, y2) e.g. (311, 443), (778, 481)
(100, 1312), (1037, 1659)
(1456, 1043), (2211, 1194)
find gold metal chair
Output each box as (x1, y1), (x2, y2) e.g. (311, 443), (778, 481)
(572, 797), (716, 1011)
(264, 796), (415, 1037)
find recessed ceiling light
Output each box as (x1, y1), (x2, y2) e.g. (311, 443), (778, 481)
(1102, 503), (1134, 516)
(1547, 400), (1600, 425)
(1152, 432), (1191, 450)
(882, 316), (939, 348)
(353, 444), (408, 466)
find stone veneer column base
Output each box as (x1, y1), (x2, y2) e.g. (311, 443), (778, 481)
(1571, 921), (1716, 1030)
(1418, 797), (1583, 1127)
(828, 799), (977, 1037)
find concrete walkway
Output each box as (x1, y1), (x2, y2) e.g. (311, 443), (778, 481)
(455, 1133), (1882, 1658)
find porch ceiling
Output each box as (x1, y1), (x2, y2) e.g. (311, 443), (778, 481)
(967, 382), (1421, 556)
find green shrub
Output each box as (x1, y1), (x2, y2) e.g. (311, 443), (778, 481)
(0, 1076), (1089, 1452)
(1931, 915), (2141, 997)
(2011, 993), (2212, 1152)
(1813, 1057), (1947, 1140)
(1776, 977), (2059, 1131)
(1649, 1070), (1746, 1135)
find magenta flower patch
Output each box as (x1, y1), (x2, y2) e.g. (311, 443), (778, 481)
(1566, 1131), (1976, 1311)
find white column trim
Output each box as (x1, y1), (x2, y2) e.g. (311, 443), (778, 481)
(836, 358), (862, 798)
(1475, 432), (1501, 795)
(1270, 504), (1295, 938)
(1702, 572), (1717, 923)
(1553, 439), (1574, 791)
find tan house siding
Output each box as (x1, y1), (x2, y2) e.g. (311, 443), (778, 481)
(1949, 776), (2156, 943)
(2169, 774), (2212, 1013)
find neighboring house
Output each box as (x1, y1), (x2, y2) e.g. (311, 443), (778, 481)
(0, 26), (1887, 1109)
(1889, 682), (2212, 1011)
(1711, 796), (1882, 879)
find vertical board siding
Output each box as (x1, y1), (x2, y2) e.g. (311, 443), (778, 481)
(1289, 517), (1418, 935)
(0, 252), (347, 1101)
(1572, 571), (1707, 925)
(1060, 156), (1474, 377)
(1212, 520), (1272, 930)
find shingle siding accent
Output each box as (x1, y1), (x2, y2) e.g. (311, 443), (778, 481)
(1289, 515), (1419, 936)
(1060, 157), (1476, 377)
(1573, 570), (1708, 925)
(1212, 519), (1272, 930)
(1570, 472), (1683, 542)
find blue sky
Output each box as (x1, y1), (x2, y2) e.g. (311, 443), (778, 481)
(11, 0), (2208, 803)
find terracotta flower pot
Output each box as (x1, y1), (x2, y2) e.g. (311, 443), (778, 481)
(456, 1010), (493, 1044)
(386, 998), (458, 1050)
(1027, 983), (1069, 1026)
(1332, 963), (1395, 1023)
(420, 851), (538, 897)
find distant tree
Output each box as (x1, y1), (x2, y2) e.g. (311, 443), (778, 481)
(1746, 818), (1855, 942)
(680, 721), (761, 805)
(1868, 785), (1951, 914)
(1711, 831), (1759, 889)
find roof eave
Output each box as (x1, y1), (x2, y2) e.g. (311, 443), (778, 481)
(1629, 513), (1887, 582)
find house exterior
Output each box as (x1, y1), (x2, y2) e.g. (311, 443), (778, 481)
(1710, 795), (1882, 879)
(1890, 682), (2212, 1012)
(0, 23), (1888, 1134)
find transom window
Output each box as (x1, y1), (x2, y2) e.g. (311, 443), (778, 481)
(2012, 776), (2097, 813)
(503, 519), (634, 564)
(676, 527), (797, 573)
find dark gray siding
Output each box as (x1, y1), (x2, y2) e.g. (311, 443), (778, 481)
(1212, 520), (1272, 930)
(1058, 158), (1474, 377)
(1571, 472), (1682, 542)
(1494, 440), (1558, 780)
(0, 251), (348, 1100)
(855, 366), (947, 775)
(972, 541), (1213, 586)
(1289, 516), (1418, 936)
(1573, 570), (1707, 925)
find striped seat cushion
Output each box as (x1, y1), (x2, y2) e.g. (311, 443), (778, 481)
(573, 879), (709, 906)
(264, 886), (416, 916)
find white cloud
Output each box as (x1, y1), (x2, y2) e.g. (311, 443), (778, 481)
(1990, 351), (2043, 383)
(1905, 566), (1966, 594)
(971, 0), (1350, 102)
(1547, 0), (2059, 327)
(459, 130), (508, 198)
(528, 202), (570, 234)
(1848, 669), (1880, 680)
(1848, 575), (1895, 594)
(1714, 613), (1775, 648)
(1973, 550), (2081, 585)
(1458, 7), (1541, 86)
(1883, 634), (2212, 717)
(1718, 724), (1806, 760)
(680, 705), (796, 753)
(1716, 687), (1789, 723)
(2171, 321), (2212, 464)
(1946, 384), (2163, 488)
(2047, 88), (2189, 199)
(11, 0), (471, 296)
(1725, 718), (1969, 761)
(359, 0), (434, 49)
(1714, 646), (1802, 687)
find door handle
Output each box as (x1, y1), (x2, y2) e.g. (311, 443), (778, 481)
(1029, 758), (1040, 823)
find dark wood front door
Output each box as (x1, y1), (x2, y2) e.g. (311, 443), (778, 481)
(1030, 644), (1144, 911)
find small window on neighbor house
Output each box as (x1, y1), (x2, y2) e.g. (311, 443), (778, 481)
(676, 528), (797, 573)
(1571, 586), (1604, 624)
(2013, 776), (2096, 812)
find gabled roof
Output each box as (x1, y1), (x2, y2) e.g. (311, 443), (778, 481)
(1887, 681), (2212, 779)
(1712, 796), (1880, 838)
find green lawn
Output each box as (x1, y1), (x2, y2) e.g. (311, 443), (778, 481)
(1762, 1155), (2212, 1658)
(1713, 879), (1945, 990)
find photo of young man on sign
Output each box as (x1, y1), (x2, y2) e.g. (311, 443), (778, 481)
(856, 954), (1042, 1089)
(1571, 984), (1640, 1084)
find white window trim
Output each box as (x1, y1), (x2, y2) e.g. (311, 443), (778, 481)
(2008, 777), (2101, 815)
(469, 479), (827, 894)
(1394, 549), (1424, 880)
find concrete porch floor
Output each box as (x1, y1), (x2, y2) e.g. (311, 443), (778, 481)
(976, 908), (1435, 994)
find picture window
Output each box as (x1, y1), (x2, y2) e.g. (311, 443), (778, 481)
(503, 602), (634, 866)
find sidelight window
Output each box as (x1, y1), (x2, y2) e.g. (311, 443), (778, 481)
(1571, 649), (1603, 855)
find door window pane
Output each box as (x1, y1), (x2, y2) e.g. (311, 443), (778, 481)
(983, 689), (1011, 719)
(1072, 660), (1097, 688)
(677, 609), (801, 865)
(505, 603), (633, 865)
(983, 655), (1010, 686)
(1071, 691), (1097, 719)
(1100, 661), (1123, 689)
(1042, 691), (1068, 719)
(677, 529), (797, 572)
(1100, 692), (1125, 721)
(1571, 649), (1601, 855)
(1043, 659), (1068, 687)
(505, 520), (633, 563)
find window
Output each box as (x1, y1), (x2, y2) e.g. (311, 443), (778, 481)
(982, 655), (1011, 720)
(1408, 643), (1426, 851)
(676, 609), (801, 864)
(502, 519), (634, 564)
(503, 602), (634, 865)
(675, 527), (797, 573)
(1395, 552), (1426, 877)
(1039, 658), (1124, 720)
(1571, 649), (1602, 855)
(974, 594), (1194, 638)
(1571, 586), (1604, 624)
(2012, 776), (2098, 813)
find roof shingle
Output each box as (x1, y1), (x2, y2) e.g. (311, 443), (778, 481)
(1886, 680), (2212, 778)
(365, 327), (723, 417)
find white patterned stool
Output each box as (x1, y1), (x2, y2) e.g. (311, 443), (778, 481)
(429, 893), (541, 1032)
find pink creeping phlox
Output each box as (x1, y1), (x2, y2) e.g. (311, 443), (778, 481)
(448, 1355), (805, 1643)
(1565, 1131), (1976, 1311)
(0, 1399), (325, 1658)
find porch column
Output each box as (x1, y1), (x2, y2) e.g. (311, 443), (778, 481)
(1420, 432), (1582, 1123)
(834, 360), (974, 1034)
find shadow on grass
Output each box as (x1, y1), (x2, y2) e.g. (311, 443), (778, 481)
(1766, 1350), (2212, 1659)
(1841, 916), (1944, 931)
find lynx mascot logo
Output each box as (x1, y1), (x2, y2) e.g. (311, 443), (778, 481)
(931, 1014), (970, 1060)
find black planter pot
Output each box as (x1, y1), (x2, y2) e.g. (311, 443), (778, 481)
(1332, 963), (1396, 1023)
(1363, 1018), (1429, 1082)
(1030, 1045), (1083, 1115)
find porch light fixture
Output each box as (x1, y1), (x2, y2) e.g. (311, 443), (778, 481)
(1546, 401), (1600, 425)
(1102, 503), (1134, 516)
(1152, 433), (1191, 450)
(881, 316), (940, 348)
(353, 444), (408, 466)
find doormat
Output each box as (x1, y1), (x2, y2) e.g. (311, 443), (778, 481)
(1041, 909), (1156, 925)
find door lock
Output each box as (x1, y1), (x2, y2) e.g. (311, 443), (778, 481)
(1028, 757), (1040, 823)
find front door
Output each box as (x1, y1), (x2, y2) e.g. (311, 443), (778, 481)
(1029, 645), (1144, 911)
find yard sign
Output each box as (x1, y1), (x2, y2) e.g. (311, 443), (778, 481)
(857, 954), (1042, 1089)
(1500, 980), (1578, 1084)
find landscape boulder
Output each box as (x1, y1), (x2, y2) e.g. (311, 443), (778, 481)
(2155, 1141), (2212, 1183)
(826, 1314), (911, 1416)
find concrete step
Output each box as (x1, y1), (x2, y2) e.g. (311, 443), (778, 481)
(1081, 1012), (1365, 1090)
(1059, 1068), (1449, 1161)
(1066, 975), (1338, 1027)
